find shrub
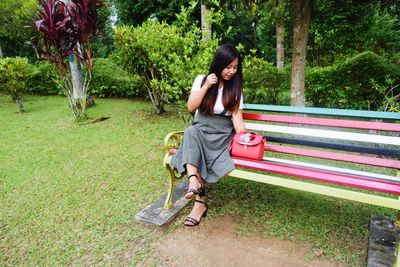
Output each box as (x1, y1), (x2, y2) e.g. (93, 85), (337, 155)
(26, 61), (62, 95)
(114, 21), (209, 114)
(306, 65), (342, 107)
(0, 57), (28, 112)
(26, 59), (144, 98)
(243, 55), (290, 105)
(306, 51), (400, 110)
(114, 3), (218, 114)
(89, 58), (144, 98)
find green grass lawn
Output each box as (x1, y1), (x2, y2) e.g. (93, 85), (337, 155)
(0, 94), (396, 266)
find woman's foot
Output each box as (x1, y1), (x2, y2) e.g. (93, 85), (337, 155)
(183, 197), (208, 227)
(185, 174), (205, 199)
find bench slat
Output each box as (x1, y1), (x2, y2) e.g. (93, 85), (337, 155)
(229, 169), (400, 210)
(232, 158), (400, 195)
(244, 104), (400, 120)
(265, 144), (400, 169)
(265, 135), (400, 158)
(263, 157), (400, 183)
(245, 123), (400, 146)
(243, 113), (400, 132)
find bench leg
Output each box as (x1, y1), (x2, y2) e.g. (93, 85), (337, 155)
(397, 170), (400, 227)
(397, 204), (400, 227)
(163, 164), (176, 209)
(397, 242), (400, 267)
(163, 164), (185, 209)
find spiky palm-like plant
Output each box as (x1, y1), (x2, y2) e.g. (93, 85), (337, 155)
(30, 0), (105, 120)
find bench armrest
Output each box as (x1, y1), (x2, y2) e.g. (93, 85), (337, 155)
(164, 131), (184, 152)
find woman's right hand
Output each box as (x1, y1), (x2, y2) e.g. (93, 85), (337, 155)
(188, 74), (218, 112)
(204, 73), (218, 89)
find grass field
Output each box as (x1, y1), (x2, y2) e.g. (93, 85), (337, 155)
(0, 94), (396, 266)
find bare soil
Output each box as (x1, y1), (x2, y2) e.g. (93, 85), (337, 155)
(154, 215), (346, 267)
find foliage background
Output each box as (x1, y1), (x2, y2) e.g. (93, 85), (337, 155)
(1, 0), (399, 110)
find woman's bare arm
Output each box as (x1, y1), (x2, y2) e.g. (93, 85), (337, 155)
(232, 109), (245, 133)
(187, 74), (218, 112)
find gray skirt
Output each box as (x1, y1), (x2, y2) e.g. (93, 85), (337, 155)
(170, 111), (235, 183)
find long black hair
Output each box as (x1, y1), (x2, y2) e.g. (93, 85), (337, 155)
(199, 44), (243, 116)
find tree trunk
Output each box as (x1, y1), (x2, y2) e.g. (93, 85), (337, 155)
(64, 0), (86, 116)
(276, 23), (285, 68)
(143, 69), (165, 114)
(12, 91), (25, 113)
(290, 0), (311, 107)
(68, 54), (85, 106)
(0, 43), (3, 58)
(201, 2), (212, 41)
(152, 87), (165, 114)
(276, 0), (285, 68)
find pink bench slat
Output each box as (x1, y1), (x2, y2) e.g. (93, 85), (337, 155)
(232, 157), (400, 195)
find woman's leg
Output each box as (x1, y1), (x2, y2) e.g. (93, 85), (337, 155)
(184, 165), (208, 226)
(184, 194), (208, 226)
(185, 163), (205, 198)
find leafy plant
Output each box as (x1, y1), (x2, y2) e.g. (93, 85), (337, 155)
(0, 0), (37, 59)
(243, 53), (289, 105)
(114, 3), (218, 114)
(0, 57), (28, 112)
(89, 58), (143, 98)
(29, 0), (105, 120)
(371, 76), (400, 113)
(26, 61), (63, 95)
(306, 51), (400, 110)
(381, 85), (400, 113)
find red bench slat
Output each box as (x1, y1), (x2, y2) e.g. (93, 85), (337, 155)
(243, 113), (400, 132)
(232, 157), (400, 195)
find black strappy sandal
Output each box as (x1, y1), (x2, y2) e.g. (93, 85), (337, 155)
(185, 174), (205, 199)
(183, 199), (208, 227)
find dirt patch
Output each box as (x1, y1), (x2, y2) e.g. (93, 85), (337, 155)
(155, 215), (345, 267)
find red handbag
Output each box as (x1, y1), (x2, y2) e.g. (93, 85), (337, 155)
(230, 132), (266, 160)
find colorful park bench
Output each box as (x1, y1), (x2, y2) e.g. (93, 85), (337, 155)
(162, 104), (400, 225)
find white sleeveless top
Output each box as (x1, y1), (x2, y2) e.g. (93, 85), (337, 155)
(191, 75), (244, 116)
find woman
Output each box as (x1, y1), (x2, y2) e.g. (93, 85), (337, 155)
(171, 44), (246, 227)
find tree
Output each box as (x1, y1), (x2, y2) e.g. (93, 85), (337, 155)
(0, 57), (28, 112)
(275, 0), (286, 68)
(114, 21), (199, 114)
(114, 3), (218, 114)
(110, 0), (195, 26)
(290, 0), (311, 106)
(212, 0), (288, 65)
(0, 0), (37, 58)
(256, 0), (288, 67)
(306, 0), (400, 66)
(201, 1), (212, 40)
(214, 0), (258, 50)
(91, 1), (114, 58)
(30, 0), (105, 120)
